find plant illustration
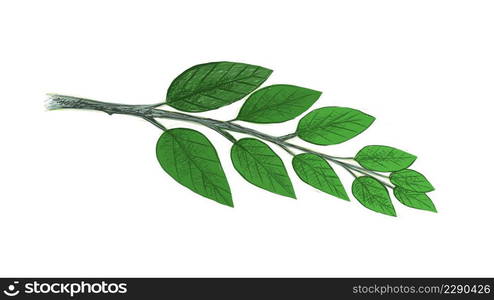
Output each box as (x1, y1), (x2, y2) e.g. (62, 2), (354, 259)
(47, 61), (435, 216)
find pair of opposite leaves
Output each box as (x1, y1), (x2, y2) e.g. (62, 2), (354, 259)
(156, 61), (434, 214)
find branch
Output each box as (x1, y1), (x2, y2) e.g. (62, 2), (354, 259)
(46, 94), (392, 187)
(278, 132), (297, 141)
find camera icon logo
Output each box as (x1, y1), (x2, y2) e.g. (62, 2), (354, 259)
(3, 281), (20, 297)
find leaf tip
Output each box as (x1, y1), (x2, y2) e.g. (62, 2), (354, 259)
(220, 193), (235, 208)
(384, 209), (398, 217)
(287, 191), (297, 199)
(219, 196), (234, 208)
(427, 181), (435, 192)
(341, 195), (351, 201)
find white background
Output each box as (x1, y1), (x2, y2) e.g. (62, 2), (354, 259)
(1, 0), (493, 277)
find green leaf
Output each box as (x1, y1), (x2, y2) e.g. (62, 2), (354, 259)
(156, 128), (233, 207)
(390, 169), (434, 192)
(235, 84), (321, 123)
(393, 187), (436, 212)
(166, 61), (272, 112)
(296, 107), (375, 145)
(292, 153), (349, 200)
(351, 176), (396, 216)
(355, 145), (417, 172)
(230, 138), (295, 198)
